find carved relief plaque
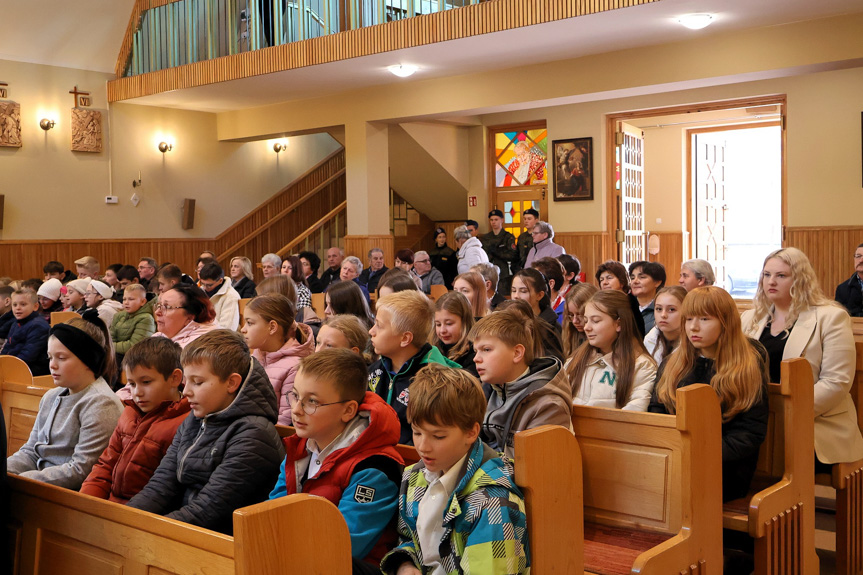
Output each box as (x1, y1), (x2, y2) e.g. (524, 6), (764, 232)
(0, 101), (22, 148)
(71, 108), (102, 153)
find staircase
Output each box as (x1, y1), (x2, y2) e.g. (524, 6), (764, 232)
(391, 189), (437, 254)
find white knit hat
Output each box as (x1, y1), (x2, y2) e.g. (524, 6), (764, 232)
(65, 278), (92, 296)
(89, 280), (114, 299)
(37, 278), (62, 301)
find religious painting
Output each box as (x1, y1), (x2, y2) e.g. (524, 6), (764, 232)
(71, 108), (102, 153)
(553, 137), (593, 201)
(0, 101), (22, 148)
(494, 129), (547, 187)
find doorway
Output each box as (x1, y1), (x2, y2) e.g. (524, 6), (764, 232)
(689, 123), (782, 297)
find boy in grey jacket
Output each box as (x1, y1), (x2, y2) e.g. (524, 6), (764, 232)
(127, 330), (284, 534)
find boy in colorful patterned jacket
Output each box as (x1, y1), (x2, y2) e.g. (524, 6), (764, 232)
(270, 348), (404, 575)
(380, 364), (530, 575)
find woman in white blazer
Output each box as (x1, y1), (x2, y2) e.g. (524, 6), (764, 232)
(741, 247), (863, 467)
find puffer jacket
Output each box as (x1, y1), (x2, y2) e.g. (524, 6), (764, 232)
(81, 398), (191, 503)
(2, 311), (50, 375)
(380, 439), (530, 575)
(456, 236), (489, 275)
(252, 323), (316, 425)
(95, 299), (124, 332)
(110, 305), (157, 355)
(126, 359), (285, 534)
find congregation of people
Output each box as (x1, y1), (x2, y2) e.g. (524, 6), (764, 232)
(5, 217), (863, 574)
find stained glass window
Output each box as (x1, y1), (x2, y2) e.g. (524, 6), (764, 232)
(495, 129), (547, 187)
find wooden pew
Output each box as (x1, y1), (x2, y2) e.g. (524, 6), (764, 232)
(50, 311), (79, 326)
(8, 474), (351, 575)
(429, 284), (448, 301)
(8, 425), (581, 574)
(571, 383), (723, 575)
(310, 292), (325, 319)
(237, 297), (250, 328)
(0, 356), (54, 456)
(817, 341), (863, 575)
(852, 317), (863, 343)
(722, 357), (819, 575)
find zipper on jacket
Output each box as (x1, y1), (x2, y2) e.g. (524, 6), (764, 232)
(178, 419), (207, 478)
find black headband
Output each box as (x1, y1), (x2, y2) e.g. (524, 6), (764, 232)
(49, 310), (106, 377)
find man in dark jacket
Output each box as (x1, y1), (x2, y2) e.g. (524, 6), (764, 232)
(319, 247), (344, 292)
(516, 208), (539, 272)
(835, 243), (863, 317)
(480, 210), (519, 295)
(358, 248), (388, 294)
(127, 331), (284, 534)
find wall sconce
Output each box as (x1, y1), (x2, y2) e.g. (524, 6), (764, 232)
(158, 142), (173, 153)
(273, 141), (288, 153)
(39, 119), (56, 131)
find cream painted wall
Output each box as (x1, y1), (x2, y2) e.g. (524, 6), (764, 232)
(481, 66), (863, 233)
(0, 59), (340, 239)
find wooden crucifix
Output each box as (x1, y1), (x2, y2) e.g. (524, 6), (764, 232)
(69, 86), (91, 108)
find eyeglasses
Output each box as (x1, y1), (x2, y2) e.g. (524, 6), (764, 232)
(199, 281), (220, 291)
(287, 391), (350, 415)
(154, 303), (183, 312)
(414, 259), (430, 264)
(530, 230), (544, 236)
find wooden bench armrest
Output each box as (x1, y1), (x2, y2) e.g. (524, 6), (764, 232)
(233, 494), (352, 574)
(747, 479), (794, 537)
(832, 458), (863, 490)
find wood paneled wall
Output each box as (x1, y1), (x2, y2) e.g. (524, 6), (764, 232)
(0, 150), (346, 282)
(555, 232), (611, 285)
(649, 231), (685, 284)
(344, 235), (396, 268)
(785, 226), (863, 296)
(109, 0), (659, 101)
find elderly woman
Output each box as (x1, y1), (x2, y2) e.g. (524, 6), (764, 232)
(741, 247), (863, 472)
(335, 256), (371, 303)
(229, 256), (257, 298)
(153, 284), (220, 348)
(454, 225), (488, 274)
(261, 253), (281, 279)
(678, 258), (715, 292)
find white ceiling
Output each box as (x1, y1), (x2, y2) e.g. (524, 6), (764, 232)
(0, 0), (136, 73)
(1, 0), (861, 112)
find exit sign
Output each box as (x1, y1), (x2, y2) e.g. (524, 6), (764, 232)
(468, 196), (477, 207)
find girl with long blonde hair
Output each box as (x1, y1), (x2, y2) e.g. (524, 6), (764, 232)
(453, 271), (489, 319)
(741, 247), (863, 472)
(651, 286), (768, 501)
(643, 285), (686, 364)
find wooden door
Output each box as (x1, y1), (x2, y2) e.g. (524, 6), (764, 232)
(616, 122), (645, 266)
(693, 135), (727, 288)
(489, 123), (549, 224)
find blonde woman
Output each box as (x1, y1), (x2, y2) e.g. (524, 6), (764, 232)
(229, 257), (257, 298)
(741, 247), (863, 472)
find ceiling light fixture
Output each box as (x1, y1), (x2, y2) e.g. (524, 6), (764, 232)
(387, 64), (418, 78)
(677, 13), (714, 30)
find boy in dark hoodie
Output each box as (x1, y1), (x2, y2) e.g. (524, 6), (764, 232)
(126, 330), (284, 534)
(470, 308), (572, 458)
(1, 289), (50, 376)
(0, 286), (15, 346)
(367, 290), (460, 444)
(270, 349), (404, 574)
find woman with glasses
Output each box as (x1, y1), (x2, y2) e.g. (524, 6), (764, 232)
(153, 284), (221, 348)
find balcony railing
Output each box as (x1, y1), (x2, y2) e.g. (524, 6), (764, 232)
(122, 0), (479, 77)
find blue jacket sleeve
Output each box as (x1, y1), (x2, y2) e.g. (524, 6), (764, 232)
(268, 458), (288, 500)
(337, 468), (399, 559)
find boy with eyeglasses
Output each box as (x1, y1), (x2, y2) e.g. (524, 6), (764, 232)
(270, 348), (404, 575)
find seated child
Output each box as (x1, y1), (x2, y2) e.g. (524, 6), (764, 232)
(316, 314), (372, 359)
(63, 278), (91, 314)
(470, 309), (572, 458)
(6, 312), (124, 488)
(555, 290), (657, 411)
(0, 286), (15, 346)
(80, 337), (190, 503)
(241, 293), (315, 425)
(36, 278), (64, 322)
(367, 291), (460, 444)
(126, 330), (284, 534)
(380, 364), (530, 575)
(269, 349), (404, 573)
(649, 286), (768, 501)
(2, 289), (51, 376)
(84, 280), (123, 330)
(110, 284), (157, 359)
(431, 291), (477, 376)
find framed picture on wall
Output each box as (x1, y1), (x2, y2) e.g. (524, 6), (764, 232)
(552, 137), (593, 201)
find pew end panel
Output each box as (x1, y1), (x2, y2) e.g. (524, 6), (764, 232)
(49, 311), (80, 326)
(572, 384), (723, 575)
(233, 494), (352, 575)
(1, 356), (54, 457)
(514, 424), (584, 575)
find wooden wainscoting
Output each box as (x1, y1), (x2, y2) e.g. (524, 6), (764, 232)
(785, 226), (863, 297)
(555, 232), (610, 284)
(649, 231), (685, 281)
(344, 235), (396, 268)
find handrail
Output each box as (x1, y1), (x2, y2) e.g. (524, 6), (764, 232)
(276, 201), (346, 258)
(216, 167), (345, 261)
